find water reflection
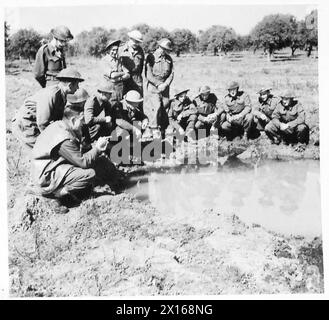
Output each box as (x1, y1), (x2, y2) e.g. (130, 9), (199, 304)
(126, 160), (321, 237)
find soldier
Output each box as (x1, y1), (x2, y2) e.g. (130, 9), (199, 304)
(265, 90), (309, 146)
(253, 88), (280, 131)
(145, 38), (174, 136)
(11, 68), (84, 149)
(193, 85), (223, 137)
(118, 30), (145, 96)
(103, 39), (130, 104)
(84, 83), (122, 142)
(167, 89), (197, 138)
(221, 81), (253, 140)
(33, 26), (74, 88)
(32, 104), (109, 214)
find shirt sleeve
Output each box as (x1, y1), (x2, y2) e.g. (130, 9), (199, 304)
(145, 54), (163, 87)
(33, 46), (47, 88)
(84, 98), (106, 126)
(164, 59), (174, 87)
(36, 90), (54, 131)
(58, 139), (101, 169)
(288, 104), (305, 127)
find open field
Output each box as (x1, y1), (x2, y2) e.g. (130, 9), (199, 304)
(5, 49), (323, 296)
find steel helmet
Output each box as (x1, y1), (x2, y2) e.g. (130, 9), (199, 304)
(67, 88), (89, 104)
(56, 68), (84, 82)
(158, 38), (173, 51)
(226, 81), (240, 90)
(127, 30), (143, 43)
(125, 90), (143, 103)
(51, 26), (74, 41)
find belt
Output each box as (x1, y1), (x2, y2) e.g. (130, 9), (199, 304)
(46, 74), (58, 81)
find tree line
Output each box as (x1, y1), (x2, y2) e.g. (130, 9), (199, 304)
(4, 10), (317, 62)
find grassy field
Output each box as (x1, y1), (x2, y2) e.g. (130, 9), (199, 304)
(5, 49), (322, 296)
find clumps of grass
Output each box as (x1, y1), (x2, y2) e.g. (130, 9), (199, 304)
(262, 68), (270, 75)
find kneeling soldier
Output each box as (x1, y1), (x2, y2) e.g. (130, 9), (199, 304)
(221, 81), (253, 140)
(193, 85), (221, 137)
(167, 89), (197, 138)
(253, 87), (279, 131)
(32, 104), (109, 214)
(265, 90), (309, 145)
(12, 68), (84, 149)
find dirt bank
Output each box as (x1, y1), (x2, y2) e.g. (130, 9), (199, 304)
(8, 189), (323, 296)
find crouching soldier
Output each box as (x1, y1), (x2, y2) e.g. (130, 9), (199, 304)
(265, 90), (309, 146)
(32, 104), (109, 214)
(253, 88), (279, 131)
(11, 68), (84, 149)
(84, 83), (122, 142)
(193, 85), (222, 138)
(221, 81), (253, 140)
(167, 89), (197, 139)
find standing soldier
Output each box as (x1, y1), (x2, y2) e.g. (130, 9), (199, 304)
(34, 26), (74, 88)
(193, 85), (223, 137)
(103, 39), (130, 104)
(11, 68), (84, 148)
(253, 88), (280, 132)
(118, 30), (145, 96)
(265, 90), (309, 146)
(221, 81), (254, 140)
(145, 38), (174, 137)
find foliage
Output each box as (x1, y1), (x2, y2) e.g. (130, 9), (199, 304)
(171, 28), (197, 56)
(4, 21), (10, 59)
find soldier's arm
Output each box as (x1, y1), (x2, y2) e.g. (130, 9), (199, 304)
(33, 47), (47, 88)
(57, 139), (101, 169)
(287, 103), (306, 128)
(145, 54), (163, 87)
(132, 50), (144, 75)
(84, 99), (106, 126)
(36, 92), (54, 131)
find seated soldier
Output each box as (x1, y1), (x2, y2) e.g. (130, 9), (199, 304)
(11, 68), (84, 149)
(253, 87), (279, 131)
(114, 90), (149, 141)
(32, 104), (109, 214)
(167, 89), (197, 139)
(193, 85), (221, 137)
(265, 90), (309, 146)
(221, 81), (253, 140)
(84, 83), (123, 142)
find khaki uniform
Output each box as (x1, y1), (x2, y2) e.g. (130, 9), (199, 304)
(167, 97), (197, 135)
(118, 43), (144, 95)
(11, 85), (67, 148)
(253, 95), (280, 130)
(145, 48), (174, 130)
(33, 43), (66, 88)
(32, 120), (99, 197)
(221, 91), (253, 139)
(265, 100), (309, 144)
(84, 95), (122, 141)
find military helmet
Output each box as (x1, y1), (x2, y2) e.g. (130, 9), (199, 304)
(127, 30), (143, 43)
(56, 68), (84, 82)
(280, 90), (296, 99)
(67, 88), (89, 104)
(173, 89), (190, 98)
(226, 81), (239, 90)
(105, 39), (121, 51)
(51, 26), (74, 41)
(199, 85), (211, 94)
(125, 90), (143, 103)
(257, 87), (272, 94)
(97, 83), (115, 94)
(158, 38), (173, 51)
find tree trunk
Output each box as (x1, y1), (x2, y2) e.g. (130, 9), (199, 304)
(307, 45), (313, 57)
(176, 50), (180, 57)
(291, 47), (296, 56)
(267, 48), (273, 62)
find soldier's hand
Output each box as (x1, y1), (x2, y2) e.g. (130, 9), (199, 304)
(134, 128), (142, 140)
(141, 119), (149, 130)
(177, 114), (183, 122)
(157, 83), (167, 92)
(96, 137), (109, 152)
(280, 123), (289, 131)
(105, 116), (112, 123)
(294, 143), (306, 152)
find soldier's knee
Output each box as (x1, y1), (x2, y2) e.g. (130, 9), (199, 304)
(85, 168), (96, 181)
(296, 123), (309, 133)
(221, 121), (230, 130)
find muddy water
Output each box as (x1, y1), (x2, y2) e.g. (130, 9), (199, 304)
(125, 160), (321, 238)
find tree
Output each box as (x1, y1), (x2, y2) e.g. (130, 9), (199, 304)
(142, 27), (171, 53)
(304, 10), (318, 57)
(250, 14), (297, 61)
(4, 21), (10, 59)
(197, 25), (238, 55)
(171, 28), (197, 57)
(131, 23), (151, 35)
(9, 28), (42, 62)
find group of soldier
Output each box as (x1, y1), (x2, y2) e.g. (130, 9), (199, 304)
(10, 25), (310, 213)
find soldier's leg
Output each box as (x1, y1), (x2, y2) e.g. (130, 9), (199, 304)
(295, 124), (310, 144)
(147, 92), (162, 129)
(221, 121), (236, 140)
(242, 113), (254, 137)
(265, 119), (282, 143)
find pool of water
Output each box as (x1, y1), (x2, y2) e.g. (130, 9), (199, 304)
(125, 159), (321, 238)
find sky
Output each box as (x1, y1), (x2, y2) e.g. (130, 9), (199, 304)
(4, 1), (317, 37)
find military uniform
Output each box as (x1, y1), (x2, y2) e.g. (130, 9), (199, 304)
(32, 120), (100, 197)
(253, 95), (280, 130)
(84, 95), (122, 141)
(11, 85), (67, 148)
(118, 43), (144, 96)
(265, 99), (309, 144)
(145, 48), (174, 130)
(221, 91), (253, 139)
(167, 97), (197, 135)
(33, 43), (66, 88)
